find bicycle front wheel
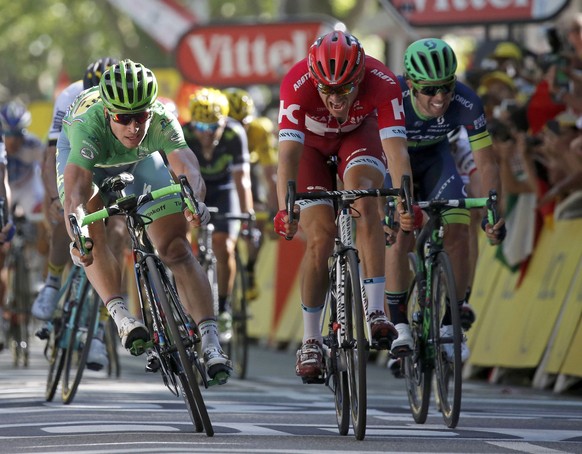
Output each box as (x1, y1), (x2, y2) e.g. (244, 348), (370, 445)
(432, 252), (462, 428)
(403, 252), (432, 424)
(62, 279), (99, 404)
(229, 250), (249, 379)
(343, 249), (367, 440)
(146, 256), (213, 436)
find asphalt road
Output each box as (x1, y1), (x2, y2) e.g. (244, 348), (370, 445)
(1, 335), (582, 454)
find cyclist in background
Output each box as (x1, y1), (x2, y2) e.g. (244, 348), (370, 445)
(0, 135), (16, 352)
(0, 101), (46, 314)
(275, 30), (413, 380)
(224, 87), (278, 300)
(183, 87), (254, 341)
(57, 60), (231, 381)
(31, 57), (118, 371)
(383, 38), (505, 365)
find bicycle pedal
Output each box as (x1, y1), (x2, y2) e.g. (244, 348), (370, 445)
(86, 362), (104, 372)
(301, 375), (325, 384)
(208, 370), (230, 386)
(129, 339), (147, 356)
(145, 355), (161, 373)
(35, 327), (50, 341)
(391, 345), (413, 358)
(371, 338), (393, 351)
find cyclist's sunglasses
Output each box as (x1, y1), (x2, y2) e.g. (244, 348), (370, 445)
(317, 82), (356, 96)
(412, 78), (456, 96)
(193, 121), (221, 133)
(108, 110), (151, 125)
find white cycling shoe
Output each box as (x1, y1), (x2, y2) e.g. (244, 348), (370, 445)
(440, 325), (470, 362)
(31, 285), (59, 321)
(391, 323), (413, 357)
(117, 316), (149, 350)
(87, 337), (109, 371)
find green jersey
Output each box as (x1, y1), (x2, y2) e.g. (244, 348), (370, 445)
(61, 86), (187, 170)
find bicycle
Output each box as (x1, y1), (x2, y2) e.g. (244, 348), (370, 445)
(74, 172), (222, 436)
(38, 263), (102, 404)
(3, 203), (35, 368)
(403, 191), (499, 428)
(195, 208), (253, 379)
(286, 176), (407, 441)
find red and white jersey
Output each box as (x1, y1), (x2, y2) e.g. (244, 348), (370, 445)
(278, 56), (406, 144)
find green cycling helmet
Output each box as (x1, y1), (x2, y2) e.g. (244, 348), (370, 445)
(99, 59), (158, 112)
(404, 38), (457, 83)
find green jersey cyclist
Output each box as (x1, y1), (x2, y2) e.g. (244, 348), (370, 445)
(56, 59), (231, 381)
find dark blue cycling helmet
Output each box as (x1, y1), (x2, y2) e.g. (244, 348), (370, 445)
(83, 57), (119, 90)
(0, 101), (31, 136)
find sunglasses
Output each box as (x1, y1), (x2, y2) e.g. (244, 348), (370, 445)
(412, 79), (456, 96)
(193, 122), (220, 133)
(317, 82), (356, 96)
(108, 110), (151, 125)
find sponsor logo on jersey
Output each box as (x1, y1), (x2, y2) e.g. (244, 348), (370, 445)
(453, 94), (474, 110)
(144, 203), (166, 218)
(278, 101), (300, 125)
(473, 114), (486, 130)
(278, 129), (304, 143)
(80, 147), (94, 160)
(293, 72), (310, 91)
(370, 69), (397, 84)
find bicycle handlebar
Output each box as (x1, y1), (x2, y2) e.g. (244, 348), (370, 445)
(69, 176), (199, 254)
(416, 190), (499, 223)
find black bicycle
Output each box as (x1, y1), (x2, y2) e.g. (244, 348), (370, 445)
(74, 172), (220, 436)
(195, 208), (253, 379)
(404, 191), (499, 428)
(286, 177), (407, 440)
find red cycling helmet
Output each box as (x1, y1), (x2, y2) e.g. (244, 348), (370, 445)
(308, 31), (366, 86)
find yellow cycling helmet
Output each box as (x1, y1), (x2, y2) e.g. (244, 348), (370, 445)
(189, 87), (229, 123)
(223, 87), (255, 124)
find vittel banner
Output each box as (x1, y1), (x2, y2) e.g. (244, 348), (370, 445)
(389, 0), (571, 26)
(175, 21), (332, 86)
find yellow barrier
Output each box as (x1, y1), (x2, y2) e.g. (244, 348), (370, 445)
(469, 218), (582, 380)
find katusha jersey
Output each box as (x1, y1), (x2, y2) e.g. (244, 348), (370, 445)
(398, 76), (492, 152)
(278, 56), (406, 143)
(60, 86), (187, 170)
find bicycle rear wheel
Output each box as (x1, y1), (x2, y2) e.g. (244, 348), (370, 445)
(403, 252), (432, 424)
(62, 279), (99, 404)
(6, 250), (31, 367)
(432, 252), (462, 428)
(229, 250), (249, 379)
(146, 256), (213, 436)
(45, 317), (66, 402)
(343, 249), (367, 440)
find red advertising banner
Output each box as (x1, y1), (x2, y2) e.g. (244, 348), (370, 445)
(175, 21), (332, 86)
(389, 0), (571, 26)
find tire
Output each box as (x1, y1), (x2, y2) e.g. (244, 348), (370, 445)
(432, 252), (462, 428)
(403, 252), (432, 424)
(146, 256), (214, 436)
(229, 250), (249, 379)
(6, 248), (31, 368)
(45, 267), (81, 402)
(324, 263), (349, 436)
(343, 249), (367, 440)
(62, 279), (99, 404)
(105, 317), (121, 378)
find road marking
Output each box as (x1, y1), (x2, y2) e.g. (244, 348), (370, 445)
(488, 442), (570, 453)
